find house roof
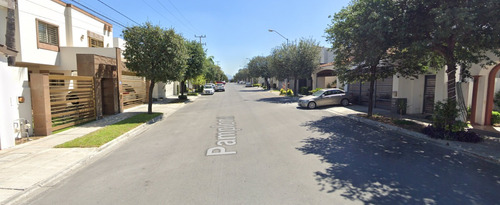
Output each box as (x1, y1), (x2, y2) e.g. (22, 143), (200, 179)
(52, 0), (113, 31)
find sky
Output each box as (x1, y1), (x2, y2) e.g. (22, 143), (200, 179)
(72, 0), (351, 78)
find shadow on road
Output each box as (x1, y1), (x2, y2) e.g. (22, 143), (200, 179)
(239, 89), (270, 93)
(256, 97), (299, 104)
(298, 116), (500, 204)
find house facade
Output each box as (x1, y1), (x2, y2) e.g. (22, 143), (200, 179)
(1, 0), (138, 149)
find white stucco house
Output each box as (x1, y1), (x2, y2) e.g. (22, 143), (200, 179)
(1, 0), (132, 149)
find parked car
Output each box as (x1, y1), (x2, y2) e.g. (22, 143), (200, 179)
(215, 83), (225, 92)
(245, 82), (252, 87)
(203, 84), (215, 95)
(298, 88), (350, 109)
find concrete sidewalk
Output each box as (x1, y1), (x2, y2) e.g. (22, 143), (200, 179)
(0, 97), (196, 205)
(326, 105), (500, 165)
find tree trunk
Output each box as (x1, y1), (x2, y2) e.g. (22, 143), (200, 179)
(367, 65), (377, 117)
(148, 79), (155, 114)
(265, 78), (270, 90)
(294, 76), (298, 96)
(180, 79), (186, 96)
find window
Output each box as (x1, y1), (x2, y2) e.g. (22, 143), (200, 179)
(36, 20), (59, 51)
(89, 37), (104, 48)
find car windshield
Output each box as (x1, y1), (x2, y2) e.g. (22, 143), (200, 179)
(312, 90), (325, 97)
(204, 85), (212, 89)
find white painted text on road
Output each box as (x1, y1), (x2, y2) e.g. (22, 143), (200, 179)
(206, 116), (238, 156)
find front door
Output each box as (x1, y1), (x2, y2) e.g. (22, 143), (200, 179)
(423, 75), (436, 114)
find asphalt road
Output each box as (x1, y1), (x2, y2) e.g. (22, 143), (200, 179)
(25, 84), (500, 205)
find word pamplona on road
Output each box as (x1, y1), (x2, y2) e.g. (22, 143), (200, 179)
(206, 116), (238, 156)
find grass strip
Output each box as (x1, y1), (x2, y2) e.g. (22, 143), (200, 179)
(55, 113), (162, 148)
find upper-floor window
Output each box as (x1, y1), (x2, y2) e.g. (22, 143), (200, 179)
(36, 19), (59, 51)
(89, 37), (104, 47)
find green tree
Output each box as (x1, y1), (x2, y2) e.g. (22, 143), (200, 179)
(326, 0), (426, 116)
(180, 40), (206, 96)
(396, 0), (500, 100)
(248, 56), (272, 89)
(123, 22), (187, 114)
(203, 56), (228, 83)
(270, 39), (321, 95)
(233, 68), (250, 82)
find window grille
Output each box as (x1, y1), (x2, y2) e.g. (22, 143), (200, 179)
(38, 21), (58, 46)
(89, 37), (104, 48)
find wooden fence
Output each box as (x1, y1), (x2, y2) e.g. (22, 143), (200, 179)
(122, 75), (146, 109)
(49, 75), (96, 131)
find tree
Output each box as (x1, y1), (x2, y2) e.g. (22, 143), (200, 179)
(203, 56), (228, 83)
(396, 0), (500, 100)
(248, 56), (271, 89)
(123, 22), (187, 114)
(180, 40), (205, 96)
(233, 68), (250, 82)
(269, 39), (321, 95)
(325, 0), (426, 116)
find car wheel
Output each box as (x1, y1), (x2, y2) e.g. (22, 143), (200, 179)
(307, 102), (316, 109)
(341, 98), (349, 106)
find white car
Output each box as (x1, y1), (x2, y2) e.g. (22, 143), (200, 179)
(215, 83), (225, 92)
(203, 85), (215, 95)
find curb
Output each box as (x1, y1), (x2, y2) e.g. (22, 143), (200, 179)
(328, 109), (500, 165)
(4, 110), (172, 205)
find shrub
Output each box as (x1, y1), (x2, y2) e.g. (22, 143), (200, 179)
(422, 125), (482, 143)
(196, 87), (203, 93)
(494, 90), (500, 109)
(187, 92), (198, 96)
(432, 99), (467, 132)
(280, 88), (286, 95)
(309, 88), (322, 94)
(300, 86), (309, 95)
(253, 84), (260, 87)
(492, 111), (500, 125)
(178, 95), (188, 100)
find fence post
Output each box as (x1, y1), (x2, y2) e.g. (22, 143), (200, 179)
(30, 73), (51, 136)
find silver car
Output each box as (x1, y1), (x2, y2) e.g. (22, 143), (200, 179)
(298, 88), (350, 109)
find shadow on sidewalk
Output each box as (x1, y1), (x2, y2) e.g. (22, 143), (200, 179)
(297, 115), (500, 204)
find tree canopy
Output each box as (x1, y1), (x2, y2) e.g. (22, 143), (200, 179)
(394, 0), (500, 99)
(123, 22), (187, 113)
(269, 38), (321, 94)
(180, 40), (206, 95)
(248, 56), (271, 89)
(326, 0), (410, 116)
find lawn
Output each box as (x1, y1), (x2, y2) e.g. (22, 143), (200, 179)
(55, 113), (162, 148)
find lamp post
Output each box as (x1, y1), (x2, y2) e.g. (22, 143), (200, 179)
(268, 29), (288, 44)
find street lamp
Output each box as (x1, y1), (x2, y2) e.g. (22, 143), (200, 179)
(268, 29), (289, 44)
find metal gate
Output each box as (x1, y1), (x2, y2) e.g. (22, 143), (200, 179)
(348, 77), (393, 110)
(423, 75), (436, 113)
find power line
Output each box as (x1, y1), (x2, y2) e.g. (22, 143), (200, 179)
(155, 0), (197, 35)
(165, 0), (201, 34)
(140, 0), (175, 26)
(97, 0), (139, 26)
(68, 0), (128, 28)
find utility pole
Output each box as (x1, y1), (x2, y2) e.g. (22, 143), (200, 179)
(195, 35), (206, 45)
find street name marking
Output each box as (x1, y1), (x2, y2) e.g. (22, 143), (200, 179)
(206, 116), (238, 156)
